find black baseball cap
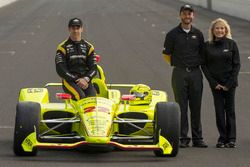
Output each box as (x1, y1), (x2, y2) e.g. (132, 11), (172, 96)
(68, 18), (83, 27)
(180, 4), (194, 13)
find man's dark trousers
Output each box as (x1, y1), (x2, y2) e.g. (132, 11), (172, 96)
(172, 67), (203, 143)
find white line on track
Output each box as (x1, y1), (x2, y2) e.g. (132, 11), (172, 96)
(0, 40), (27, 45)
(21, 40), (27, 44)
(161, 31), (166, 34)
(25, 25), (41, 29)
(0, 125), (14, 129)
(0, 51), (16, 55)
(239, 72), (250, 74)
(0, 0), (17, 8)
(18, 32), (35, 36)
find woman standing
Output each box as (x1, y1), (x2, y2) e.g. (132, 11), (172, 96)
(202, 18), (241, 148)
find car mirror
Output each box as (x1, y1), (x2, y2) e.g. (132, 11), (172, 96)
(56, 93), (72, 100)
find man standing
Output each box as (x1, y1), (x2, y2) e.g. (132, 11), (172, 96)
(55, 18), (97, 100)
(162, 5), (207, 148)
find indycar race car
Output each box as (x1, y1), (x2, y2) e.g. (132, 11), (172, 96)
(13, 56), (180, 157)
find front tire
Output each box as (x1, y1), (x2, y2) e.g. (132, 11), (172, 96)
(154, 102), (180, 157)
(13, 102), (40, 156)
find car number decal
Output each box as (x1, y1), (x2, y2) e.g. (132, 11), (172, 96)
(27, 88), (44, 93)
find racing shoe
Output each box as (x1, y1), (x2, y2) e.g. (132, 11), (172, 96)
(192, 140), (208, 148)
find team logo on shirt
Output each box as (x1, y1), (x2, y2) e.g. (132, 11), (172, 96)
(80, 44), (87, 54)
(70, 55), (86, 59)
(191, 35), (197, 39)
(81, 48), (87, 54)
(66, 48), (74, 53)
(66, 44), (73, 48)
(223, 49), (229, 52)
(66, 45), (75, 53)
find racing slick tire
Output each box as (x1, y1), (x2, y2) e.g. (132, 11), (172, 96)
(13, 102), (40, 156)
(153, 102), (180, 157)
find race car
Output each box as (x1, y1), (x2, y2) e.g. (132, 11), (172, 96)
(13, 56), (180, 157)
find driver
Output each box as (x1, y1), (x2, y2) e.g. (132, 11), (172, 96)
(129, 84), (152, 105)
(55, 18), (97, 100)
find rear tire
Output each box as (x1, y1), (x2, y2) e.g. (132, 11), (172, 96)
(13, 102), (40, 156)
(153, 102), (180, 157)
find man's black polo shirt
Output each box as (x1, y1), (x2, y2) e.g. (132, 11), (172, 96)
(163, 24), (204, 68)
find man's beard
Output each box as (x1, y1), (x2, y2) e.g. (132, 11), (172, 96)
(182, 18), (192, 25)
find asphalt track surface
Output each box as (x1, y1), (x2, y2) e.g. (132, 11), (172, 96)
(0, 0), (250, 166)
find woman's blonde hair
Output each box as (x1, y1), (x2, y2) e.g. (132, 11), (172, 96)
(208, 18), (232, 42)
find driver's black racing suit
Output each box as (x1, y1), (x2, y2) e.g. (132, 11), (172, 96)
(55, 38), (97, 100)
